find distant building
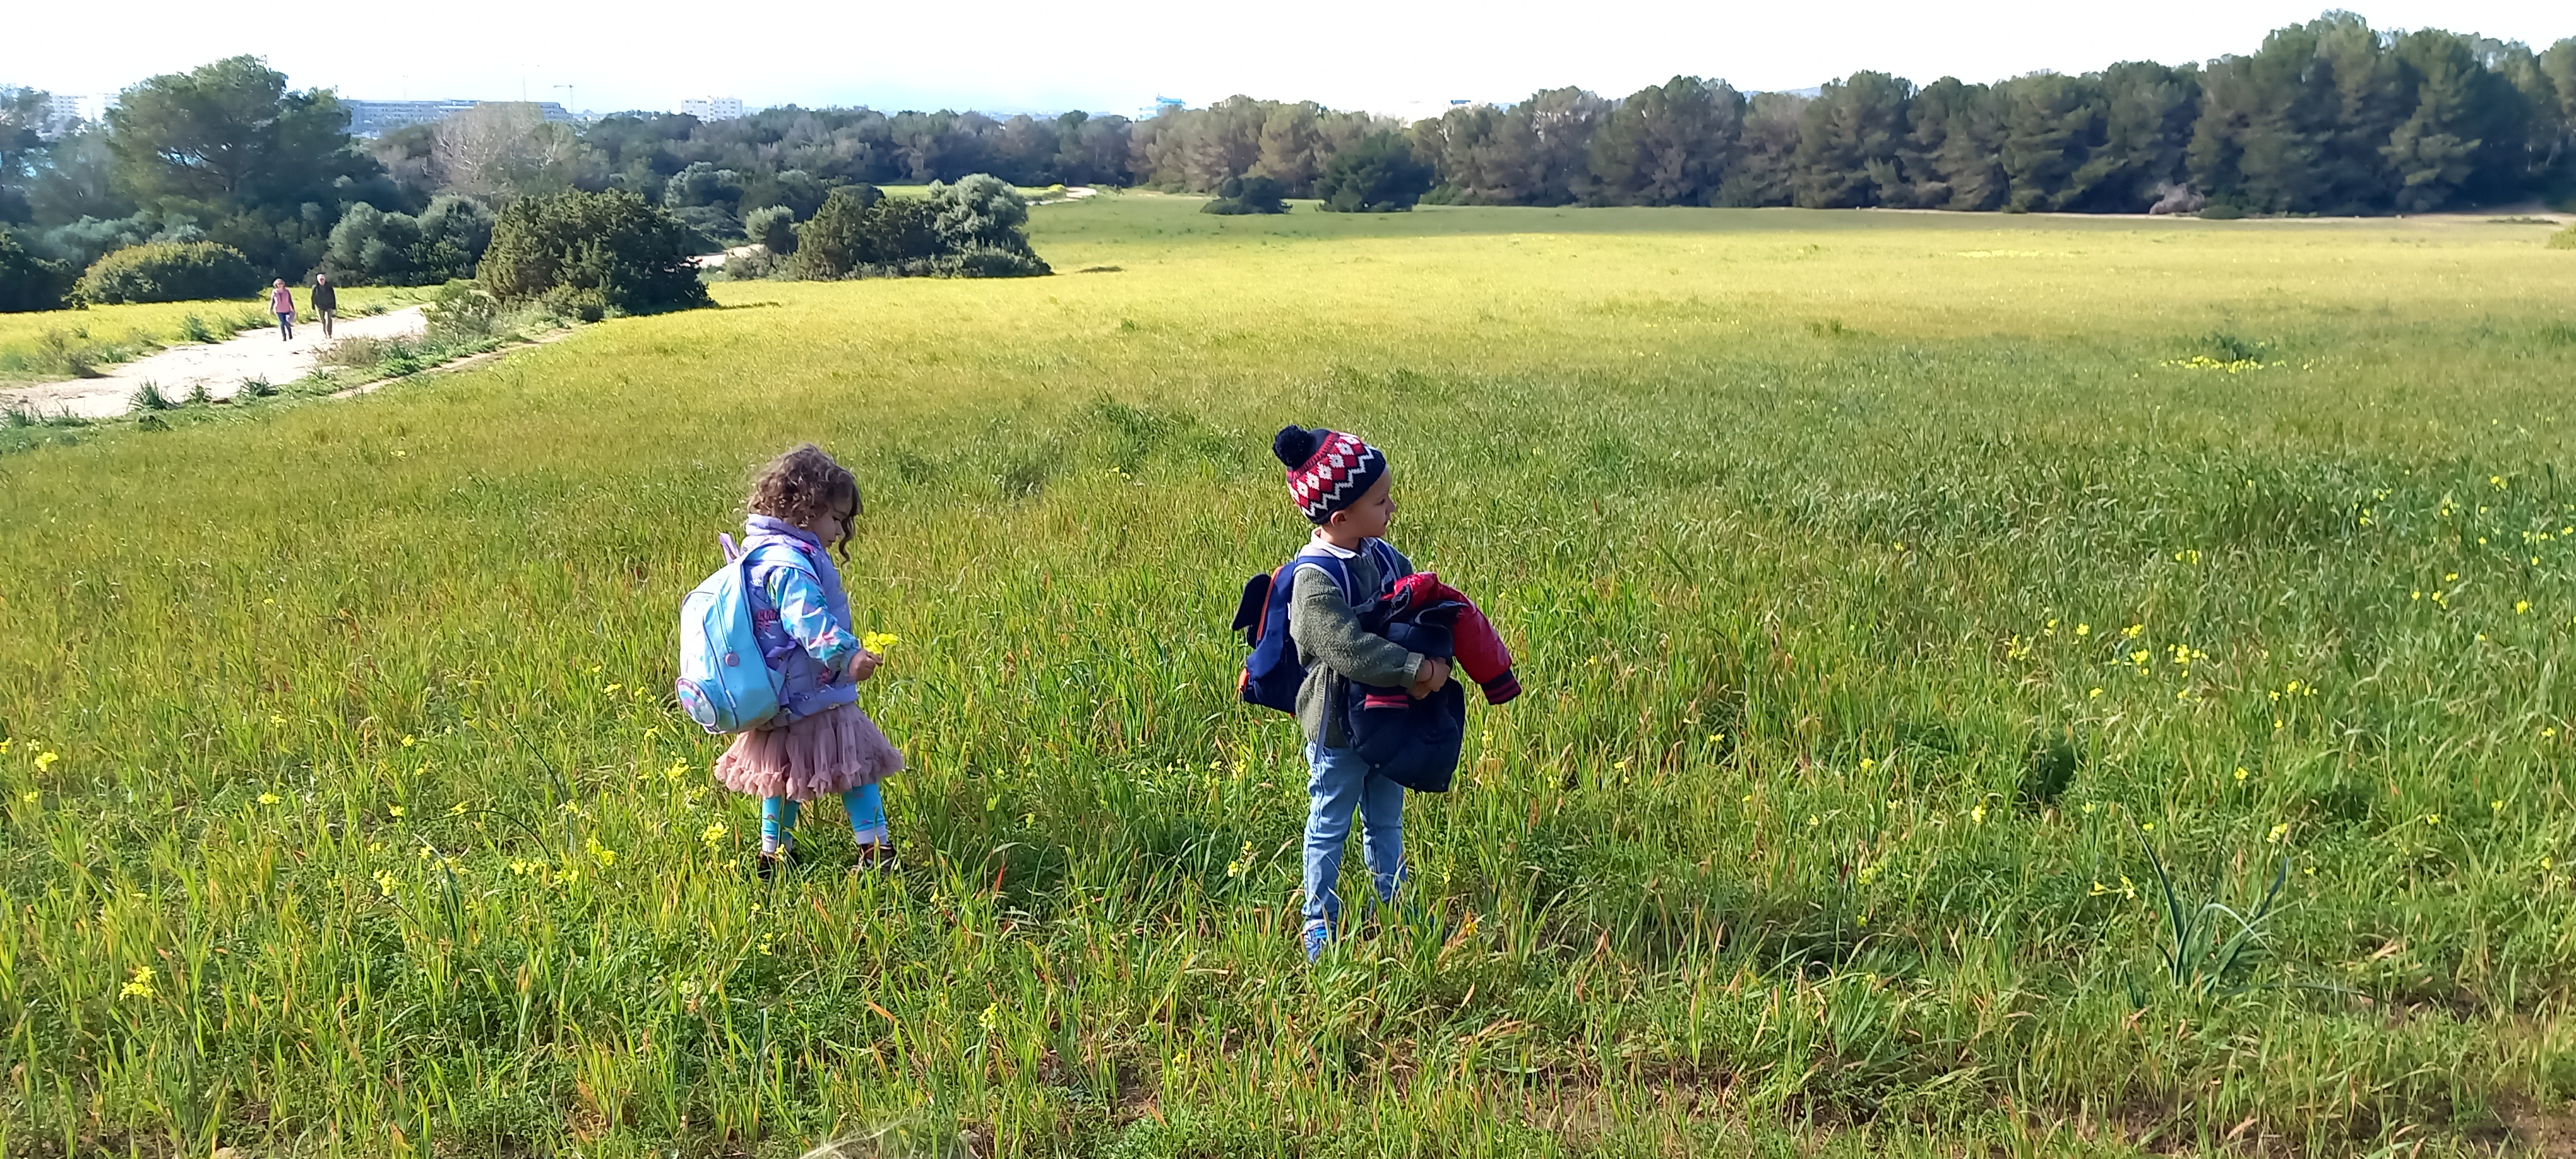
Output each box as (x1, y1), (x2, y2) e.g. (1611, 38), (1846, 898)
(343, 100), (577, 138)
(681, 97), (745, 121)
(33, 92), (109, 136)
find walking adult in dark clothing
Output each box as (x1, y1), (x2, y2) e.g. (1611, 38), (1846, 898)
(312, 275), (338, 339)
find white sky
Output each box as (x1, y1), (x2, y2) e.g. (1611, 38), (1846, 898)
(5, 1), (2568, 120)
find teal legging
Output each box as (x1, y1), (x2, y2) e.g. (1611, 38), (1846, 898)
(761, 783), (886, 852)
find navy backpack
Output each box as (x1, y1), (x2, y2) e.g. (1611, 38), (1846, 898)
(1231, 540), (1402, 714)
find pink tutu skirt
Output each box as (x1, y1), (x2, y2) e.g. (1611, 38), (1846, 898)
(713, 702), (904, 801)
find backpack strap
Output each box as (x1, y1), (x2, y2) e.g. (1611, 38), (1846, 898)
(1289, 551), (1359, 604)
(1361, 539), (1405, 593)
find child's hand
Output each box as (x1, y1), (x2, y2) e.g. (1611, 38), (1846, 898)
(849, 650), (883, 683)
(1410, 658), (1452, 699)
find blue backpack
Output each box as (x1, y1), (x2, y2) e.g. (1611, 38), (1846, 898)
(1231, 540), (1399, 714)
(674, 533), (785, 734)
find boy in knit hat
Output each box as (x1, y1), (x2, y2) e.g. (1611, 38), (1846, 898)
(1272, 425), (1451, 960)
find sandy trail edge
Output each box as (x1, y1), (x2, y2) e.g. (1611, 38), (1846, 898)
(2, 306), (428, 419)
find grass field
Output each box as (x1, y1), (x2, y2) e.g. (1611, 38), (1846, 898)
(3, 194), (2574, 1157)
(0, 287), (423, 384)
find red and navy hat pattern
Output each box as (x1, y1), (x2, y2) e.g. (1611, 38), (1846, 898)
(1273, 425), (1388, 523)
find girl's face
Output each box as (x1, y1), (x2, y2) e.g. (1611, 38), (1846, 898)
(801, 497), (856, 545)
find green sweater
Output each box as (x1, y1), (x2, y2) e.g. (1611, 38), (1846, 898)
(1286, 538), (1424, 747)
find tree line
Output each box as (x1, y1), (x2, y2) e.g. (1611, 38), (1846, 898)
(3, 14), (2572, 308)
(530, 13), (2573, 217)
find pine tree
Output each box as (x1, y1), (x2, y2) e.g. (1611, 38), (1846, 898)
(1591, 77), (1746, 206)
(1998, 72), (2107, 211)
(1792, 73), (1912, 208)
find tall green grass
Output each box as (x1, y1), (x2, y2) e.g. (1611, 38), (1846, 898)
(1, 199), (2572, 1156)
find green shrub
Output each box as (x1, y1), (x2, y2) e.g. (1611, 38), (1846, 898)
(35, 328), (102, 377)
(314, 335), (402, 370)
(720, 245), (790, 281)
(1, 232), (74, 312)
(539, 285), (608, 324)
(745, 206), (797, 254)
(71, 241), (261, 306)
(325, 196), (494, 286)
(422, 280), (503, 343)
(789, 177), (1048, 280)
(2550, 224), (2575, 249)
(479, 190), (709, 314)
(790, 185), (897, 277)
(1202, 175), (1288, 215)
(1315, 133), (1434, 213)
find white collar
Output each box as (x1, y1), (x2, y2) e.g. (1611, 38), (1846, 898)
(1304, 529), (1363, 558)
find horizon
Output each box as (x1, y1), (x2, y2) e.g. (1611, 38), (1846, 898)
(4, 0), (2567, 122)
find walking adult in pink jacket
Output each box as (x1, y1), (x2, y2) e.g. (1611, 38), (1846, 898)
(269, 280), (295, 341)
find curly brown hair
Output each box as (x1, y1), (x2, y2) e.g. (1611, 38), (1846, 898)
(747, 444), (862, 560)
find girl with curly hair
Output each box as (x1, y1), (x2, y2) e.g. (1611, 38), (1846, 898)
(715, 444), (905, 874)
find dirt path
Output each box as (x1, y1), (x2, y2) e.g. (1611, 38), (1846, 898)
(1, 307), (429, 419)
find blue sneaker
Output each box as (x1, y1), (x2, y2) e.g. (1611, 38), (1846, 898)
(1302, 920), (1332, 961)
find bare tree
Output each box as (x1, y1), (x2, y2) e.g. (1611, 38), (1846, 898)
(432, 103), (595, 201)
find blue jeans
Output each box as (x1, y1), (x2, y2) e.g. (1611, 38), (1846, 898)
(276, 311), (293, 339)
(1302, 740), (1404, 929)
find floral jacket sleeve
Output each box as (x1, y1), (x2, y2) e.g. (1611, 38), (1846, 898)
(760, 561), (859, 671)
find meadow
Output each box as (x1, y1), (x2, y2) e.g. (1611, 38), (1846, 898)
(2, 194), (2573, 1157)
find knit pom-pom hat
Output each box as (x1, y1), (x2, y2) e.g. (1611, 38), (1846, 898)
(1273, 425), (1388, 523)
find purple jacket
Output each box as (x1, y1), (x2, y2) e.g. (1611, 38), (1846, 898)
(741, 515), (860, 724)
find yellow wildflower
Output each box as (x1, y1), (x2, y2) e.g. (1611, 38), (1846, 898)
(34, 751), (59, 771)
(387, 804), (405, 818)
(701, 823), (727, 848)
(400, 735), (415, 748)
(120, 966), (155, 999)
(864, 632), (902, 654)
(258, 792), (281, 805)
(2266, 823), (2289, 843)
(2234, 768), (2248, 782)
(2075, 623), (2090, 636)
